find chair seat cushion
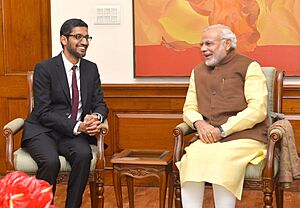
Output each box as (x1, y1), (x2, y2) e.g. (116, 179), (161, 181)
(13, 145), (98, 172)
(245, 156), (279, 179)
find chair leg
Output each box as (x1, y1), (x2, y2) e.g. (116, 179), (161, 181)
(263, 178), (274, 208)
(89, 181), (96, 208)
(96, 180), (104, 208)
(263, 191), (274, 208)
(168, 168), (174, 208)
(174, 172), (182, 208)
(92, 171), (104, 208)
(275, 184), (284, 208)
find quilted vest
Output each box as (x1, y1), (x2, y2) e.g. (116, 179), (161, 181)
(194, 50), (269, 143)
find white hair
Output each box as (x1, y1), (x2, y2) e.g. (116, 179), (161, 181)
(204, 24), (237, 49)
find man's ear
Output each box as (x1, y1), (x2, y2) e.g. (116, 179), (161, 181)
(60, 35), (67, 47)
(225, 39), (232, 51)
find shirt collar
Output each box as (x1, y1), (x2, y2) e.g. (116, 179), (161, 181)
(61, 51), (81, 72)
(216, 49), (236, 66)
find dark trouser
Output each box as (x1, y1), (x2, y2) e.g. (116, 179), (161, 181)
(23, 132), (92, 208)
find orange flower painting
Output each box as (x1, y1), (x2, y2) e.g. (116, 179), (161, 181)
(133, 0), (300, 76)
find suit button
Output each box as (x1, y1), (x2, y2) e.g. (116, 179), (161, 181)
(212, 91), (216, 95)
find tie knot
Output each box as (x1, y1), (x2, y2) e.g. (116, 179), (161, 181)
(72, 65), (77, 71)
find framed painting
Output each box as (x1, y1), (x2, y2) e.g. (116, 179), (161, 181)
(133, 0), (300, 77)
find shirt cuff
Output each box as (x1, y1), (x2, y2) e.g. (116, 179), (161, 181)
(220, 123), (231, 137)
(73, 121), (82, 135)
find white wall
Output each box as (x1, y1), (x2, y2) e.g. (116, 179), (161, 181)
(51, 0), (298, 84)
(51, 0), (189, 84)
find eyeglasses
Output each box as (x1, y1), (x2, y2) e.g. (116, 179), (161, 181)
(66, 34), (92, 41)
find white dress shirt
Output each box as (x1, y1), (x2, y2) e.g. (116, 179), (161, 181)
(61, 52), (83, 134)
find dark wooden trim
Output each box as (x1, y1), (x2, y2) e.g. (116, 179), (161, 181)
(102, 84), (188, 98)
(283, 84), (300, 98)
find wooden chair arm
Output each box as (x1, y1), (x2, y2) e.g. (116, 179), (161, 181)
(3, 118), (25, 171)
(173, 122), (196, 164)
(263, 125), (284, 179)
(99, 119), (109, 132)
(175, 122), (195, 136)
(3, 118), (24, 135)
(95, 119), (109, 169)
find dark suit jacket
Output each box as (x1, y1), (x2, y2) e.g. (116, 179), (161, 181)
(21, 53), (109, 145)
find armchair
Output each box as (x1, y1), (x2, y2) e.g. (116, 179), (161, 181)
(3, 71), (108, 208)
(172, 67), (285, 208)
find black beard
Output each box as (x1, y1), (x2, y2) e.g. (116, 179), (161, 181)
(67, 44), (86, 58)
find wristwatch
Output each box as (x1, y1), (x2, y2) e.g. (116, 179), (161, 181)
(217, 126), (226, 138)
(93, 113), (103, 123)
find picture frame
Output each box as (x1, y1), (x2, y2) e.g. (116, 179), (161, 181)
(133, 0), (300, 77)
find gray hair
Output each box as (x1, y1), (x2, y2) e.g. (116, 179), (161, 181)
(204, 24), (237, 49)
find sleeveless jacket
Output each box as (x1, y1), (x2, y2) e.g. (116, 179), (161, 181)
(194, 50), (269, 143)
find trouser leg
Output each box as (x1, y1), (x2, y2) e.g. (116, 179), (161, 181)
(181, 181), (205, 208)
(23, 133), (60, 195)
(213, 183), (236, 208)
(58, 135), (92, 208)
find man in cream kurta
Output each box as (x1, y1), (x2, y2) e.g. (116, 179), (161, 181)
(177, 24), (269, 208)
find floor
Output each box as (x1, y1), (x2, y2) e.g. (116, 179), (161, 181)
(54, 184), (300, 207)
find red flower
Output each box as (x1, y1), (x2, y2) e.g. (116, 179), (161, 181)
(0, 171), (55, 208)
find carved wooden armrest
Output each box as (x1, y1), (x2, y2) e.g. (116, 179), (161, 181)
(2, 118), (25, 171)
(3, 118), (25, 136)
(175, 122), (195, 136)
(99, 119), (109, 133)
(173, 122), (196, 164)
(263, 127), (284, 178)
(95, 119), (109, 169)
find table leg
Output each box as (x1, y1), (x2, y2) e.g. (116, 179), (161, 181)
(159, 171), (168, 208)
(126, 176), (134, 208)
(113, 168), (123, 208)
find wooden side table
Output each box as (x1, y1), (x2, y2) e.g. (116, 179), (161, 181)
(111, 149), (173, 208)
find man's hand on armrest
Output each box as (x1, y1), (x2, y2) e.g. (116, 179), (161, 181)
(194, 120), (222, 144)
(83, 114), (101, 136)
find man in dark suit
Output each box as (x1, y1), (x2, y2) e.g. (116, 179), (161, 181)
(21, 18), (109, 208)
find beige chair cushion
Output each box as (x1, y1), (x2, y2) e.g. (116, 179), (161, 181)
(14, 145), (98, 172)
(245, 156), (279, 180)
(261, 67), (276, 113)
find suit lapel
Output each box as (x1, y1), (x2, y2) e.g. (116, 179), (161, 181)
(80, 60), (88, 110)
(55, 54), (71, 104)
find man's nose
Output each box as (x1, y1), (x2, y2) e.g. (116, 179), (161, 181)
(81, 38), (89, 45)
(201, 44), (207, 52)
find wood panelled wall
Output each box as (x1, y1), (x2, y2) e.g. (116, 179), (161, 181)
(101, 84), (300, 183)
(0, 0), (51, 173)
(1, 83), (300, 179)
(0, 1), (300, 186)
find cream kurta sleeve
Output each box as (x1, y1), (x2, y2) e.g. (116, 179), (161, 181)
(183, 61), (268, 135)
(183, 70), (203, 129)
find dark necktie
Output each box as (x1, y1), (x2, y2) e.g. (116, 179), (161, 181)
(71, 65), (79, 120)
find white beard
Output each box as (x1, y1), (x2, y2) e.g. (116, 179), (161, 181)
(204, 45), (227, 67)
